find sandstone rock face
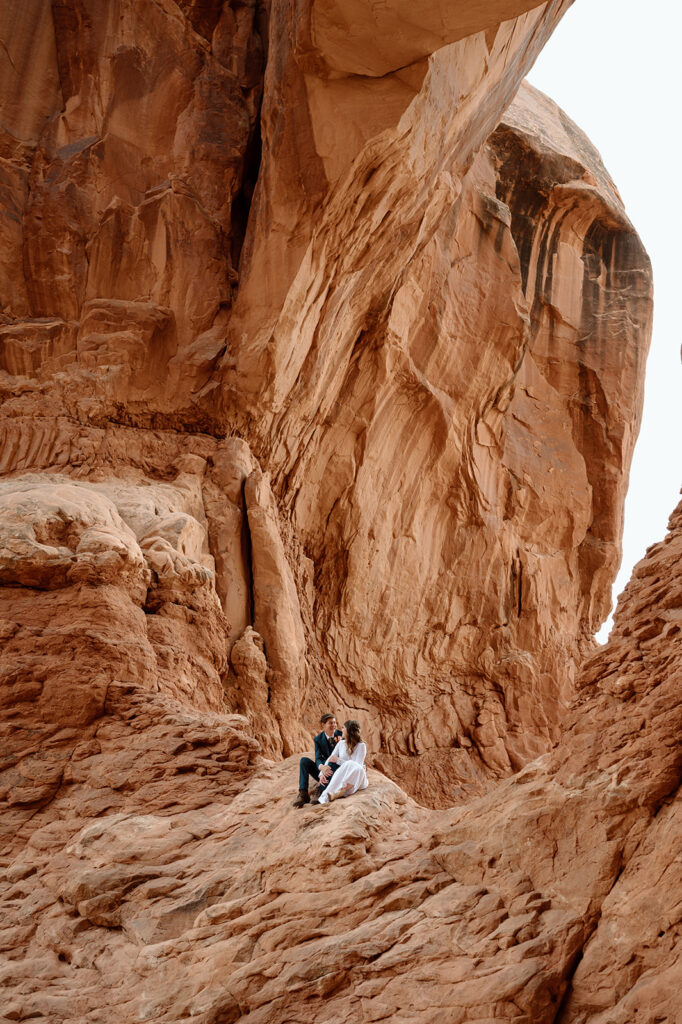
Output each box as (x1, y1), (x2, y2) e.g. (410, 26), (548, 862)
(1, 1), (674, 1021)
(0, 0), (263, 421)
(0, 0), (653, 807)
(227, 59), (651, 803)
(0, 426), (308, 758)
(1, 500), (680, 1021)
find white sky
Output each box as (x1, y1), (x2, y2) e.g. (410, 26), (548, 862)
(526, 0), (682, 641)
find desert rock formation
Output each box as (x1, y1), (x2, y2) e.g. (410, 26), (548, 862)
(2, 496), (681, 1021)
(0, 0), (653, 806)
(1, 0), (676, 1021)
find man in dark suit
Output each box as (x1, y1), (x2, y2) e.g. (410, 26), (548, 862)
(293, 712), (340, 807)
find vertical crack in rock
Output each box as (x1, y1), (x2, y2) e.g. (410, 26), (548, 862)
(0, 2), (675, 1021)
(243, 466), (309, 756)
(230, 94), (263, 281)
(226, 0), (267, 287)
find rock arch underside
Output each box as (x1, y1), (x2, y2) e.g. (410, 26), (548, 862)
(1, 1), (679, 1021)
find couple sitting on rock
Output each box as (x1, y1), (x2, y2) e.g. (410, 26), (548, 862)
(293, 712), (368, 807)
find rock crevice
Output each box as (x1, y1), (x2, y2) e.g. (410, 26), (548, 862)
(1, 1), (676, 1021)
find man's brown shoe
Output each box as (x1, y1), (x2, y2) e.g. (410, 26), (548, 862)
(293, 788), (310, 808)
(309, 785), (324, 805)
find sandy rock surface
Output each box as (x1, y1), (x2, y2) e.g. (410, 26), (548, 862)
(2, 503), (681, 1021)
(0, 0), (677, 1020)
(0, 0), (653, 806)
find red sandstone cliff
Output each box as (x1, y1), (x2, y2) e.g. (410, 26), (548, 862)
(1, 2), (676, 1022)
(3, 495), (680, 1020)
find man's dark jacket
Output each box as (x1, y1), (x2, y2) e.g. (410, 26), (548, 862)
(314, 731), (338, 770)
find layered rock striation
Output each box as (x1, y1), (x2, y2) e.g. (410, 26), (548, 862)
(2, 495), (680, 1021)
(0, 0), (652, 805)
(1, 2), (676, 1021)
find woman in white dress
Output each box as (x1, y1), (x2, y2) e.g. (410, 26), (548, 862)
(318, 720), (367, 804)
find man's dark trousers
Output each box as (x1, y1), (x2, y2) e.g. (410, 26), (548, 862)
(298, 730), (339, 791)
(299, 756), (320, 791)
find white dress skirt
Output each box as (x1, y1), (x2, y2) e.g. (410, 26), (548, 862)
(318, 739), (368, 804)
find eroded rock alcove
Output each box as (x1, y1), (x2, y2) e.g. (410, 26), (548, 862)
(1, 2), (678, 1022)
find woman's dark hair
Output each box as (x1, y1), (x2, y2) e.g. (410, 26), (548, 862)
(344, 719), (362, 753)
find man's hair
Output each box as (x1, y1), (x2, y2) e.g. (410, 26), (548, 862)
(320, 712), (335, 724)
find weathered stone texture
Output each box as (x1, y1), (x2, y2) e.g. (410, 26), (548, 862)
(1, 499), (681, 1021)
(0, 0), (654, 806)
(0, 0), (675, 1021)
